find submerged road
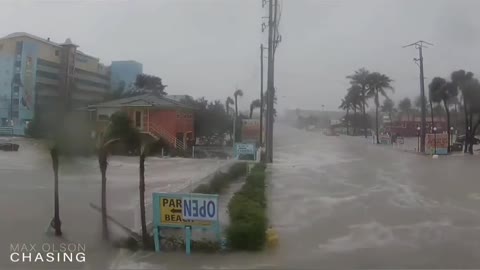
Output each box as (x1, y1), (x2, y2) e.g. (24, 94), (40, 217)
(3, 125), (480, 269)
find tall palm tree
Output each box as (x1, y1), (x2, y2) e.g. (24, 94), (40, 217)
(249, 99), (262, 118)
(366, 72), (394, 144)
(233, 89), (244, 117)
(339, 97), (351, 135)
(225, 97), (234, 115)
(98, 112), (140, 240)
(429, 77), (458, 152)
(398, 97), (412, 121)
(348, 84), (363, 136)
(381, 98), (395, 124)
(451, 70), (474, 153)
(347, 68), (371, 138)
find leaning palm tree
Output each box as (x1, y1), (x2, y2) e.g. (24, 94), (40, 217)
(98, 111), (140, 240)
(225, 97), (234, 115)
(233, 89), (244, 117)
(429, 77), (458, 152)
(347, 68), (371, 138)
(366, 72), (394, 144)
(451, 70), (475, 153)
(347, 84), (363, 135)
(49, 146), (62, 236)
(249, 99), (262, 118)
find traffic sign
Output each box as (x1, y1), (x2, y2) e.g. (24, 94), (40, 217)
(158, 196), (213, 227)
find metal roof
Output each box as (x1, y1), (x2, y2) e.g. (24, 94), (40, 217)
(88, 93), (195, 110)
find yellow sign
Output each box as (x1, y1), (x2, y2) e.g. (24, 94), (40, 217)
(159, 197), (212, 227)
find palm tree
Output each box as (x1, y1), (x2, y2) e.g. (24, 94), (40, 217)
(233, 89), (243, 117)
(398, 97), (412, 121)
(225, 97), (234, 115)
(381, 98), (395, 124)
(339, 97), (351, 135)
(366, 72), (394, 144)
(249, 99), (262, 118)
(429, 77), (458, 152)
(347, 68), (371, 138)
(451, 70), (474, 153)
(348, 84), (363, 135)
(98, 112), (140, 240)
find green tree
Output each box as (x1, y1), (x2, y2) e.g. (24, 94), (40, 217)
(134, 74), (167, 94)
(451, 70), (475, 153)
(398, 97), (412, 121)
(347, 68), (371, 138)
(429, 77), (458, 152)
(366, 72), (394, 144)
(225, 97), (234, 115)
(233, 89), (244, 118)
(249, 99), (262, 118)
(339, 97), (351, 135)
(347, 84), (363, 135)
(98, 112), (140, 240)
(381, 98), (395, 123)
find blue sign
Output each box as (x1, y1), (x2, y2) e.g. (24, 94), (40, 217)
(233, 143), (257, 160)
(182, 196), (218, 221)
(152, 192), (220, 255)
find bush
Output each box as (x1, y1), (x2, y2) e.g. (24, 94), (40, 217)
(226, 163), (267, 250)
(192, 162), (247, 194)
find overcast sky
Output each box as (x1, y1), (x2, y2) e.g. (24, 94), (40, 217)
(2, 0), (480, 113)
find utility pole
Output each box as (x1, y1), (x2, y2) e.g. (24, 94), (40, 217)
(260, 44), (264, 146)
(403, 40), (433, 153)
(265, 0), (275, 163)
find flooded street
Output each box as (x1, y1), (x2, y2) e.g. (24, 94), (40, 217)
(109, 124), (480, 269)
(3, 126), (480, 269)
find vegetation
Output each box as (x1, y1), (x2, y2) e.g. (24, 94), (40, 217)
(381, 98), (395, 124)
(233, 89), (244, 118)
(134, 73), (167, 94)
(249, 99), (262, 118)
(398, 97), (412, 121)
(346, 68), (371, 137)
(367, 72), (394, 143)
(192, 162), (247, 194)
(226, 163), (267, 250)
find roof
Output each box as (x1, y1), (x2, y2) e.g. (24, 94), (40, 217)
(0, 32), (98, 61)
(88, 93), (195, 110)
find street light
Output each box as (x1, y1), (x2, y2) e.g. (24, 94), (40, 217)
(433, 126), (437, 155)
(416, 126), (421, 152)
(450, 126), (454, 148)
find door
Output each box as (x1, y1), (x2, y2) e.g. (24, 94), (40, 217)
(135, 111), (142, 129)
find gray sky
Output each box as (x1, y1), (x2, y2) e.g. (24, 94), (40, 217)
(2, 0), (480, 113)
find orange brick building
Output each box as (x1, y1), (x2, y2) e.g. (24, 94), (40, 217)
(88, 93), (195, 150)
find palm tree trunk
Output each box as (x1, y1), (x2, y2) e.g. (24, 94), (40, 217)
(443, 99), (451, 153)
(235, 97), (238, 118)
(463, 97), (469, 153)
(468, 113), (474, 154)
(353, 107), (357, 136)
(50, 148), (62, 236)
(99, 148), (109, 240)
(375, 91), (379, 144)
(346, 108), (350, 135)
(362, 90), (367, 138)
(430, 99), (434, 133)
(250, 108), (253, 119)
(139, 152), (148, 245)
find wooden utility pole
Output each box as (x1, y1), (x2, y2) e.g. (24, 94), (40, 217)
(260, 44), (264, 146)
(403, 40), (433, 153)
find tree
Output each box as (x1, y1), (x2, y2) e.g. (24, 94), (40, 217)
(381, 98), (395, 123)
(50, 146), (61, 236)
(429, 77), (458, 152)
(451, 70), (475, 153)
(225, 97), (234, 115)
(398, 97), (412, 121)
(249, 99), (262, 118)
(347, 84), (363, 135)
(347, 68), (371, 138)
(366, 72), (394, 144)
(233, 89), (244, 118)
(98, 112), (140, 240)
(339, 97), (351, 135)
(134, 74), (167, 94)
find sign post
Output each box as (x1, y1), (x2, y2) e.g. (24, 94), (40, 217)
(233, 143), (257, 160)
(152, 193), (220, 254)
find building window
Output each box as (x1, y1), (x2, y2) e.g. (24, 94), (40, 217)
(135, 111), (142, 128)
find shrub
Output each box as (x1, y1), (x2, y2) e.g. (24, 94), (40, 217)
(192, 162), (247, 194)
(226, 163), (267, 250)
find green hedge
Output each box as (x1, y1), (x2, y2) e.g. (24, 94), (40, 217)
(192, 162), (247, 194)
(226, 163), (267, 250)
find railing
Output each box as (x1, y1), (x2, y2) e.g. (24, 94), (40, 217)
(0, 127), (14, 136)
(148, 123), (186, 150)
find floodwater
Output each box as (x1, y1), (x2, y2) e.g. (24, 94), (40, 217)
(3, 126), (480, 269)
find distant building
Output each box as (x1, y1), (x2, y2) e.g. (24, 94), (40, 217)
(0, 32), (110, 134)
(386, 116), (447, 137)
(110, 60), (143, 93)
(88, 92), (195, 150)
